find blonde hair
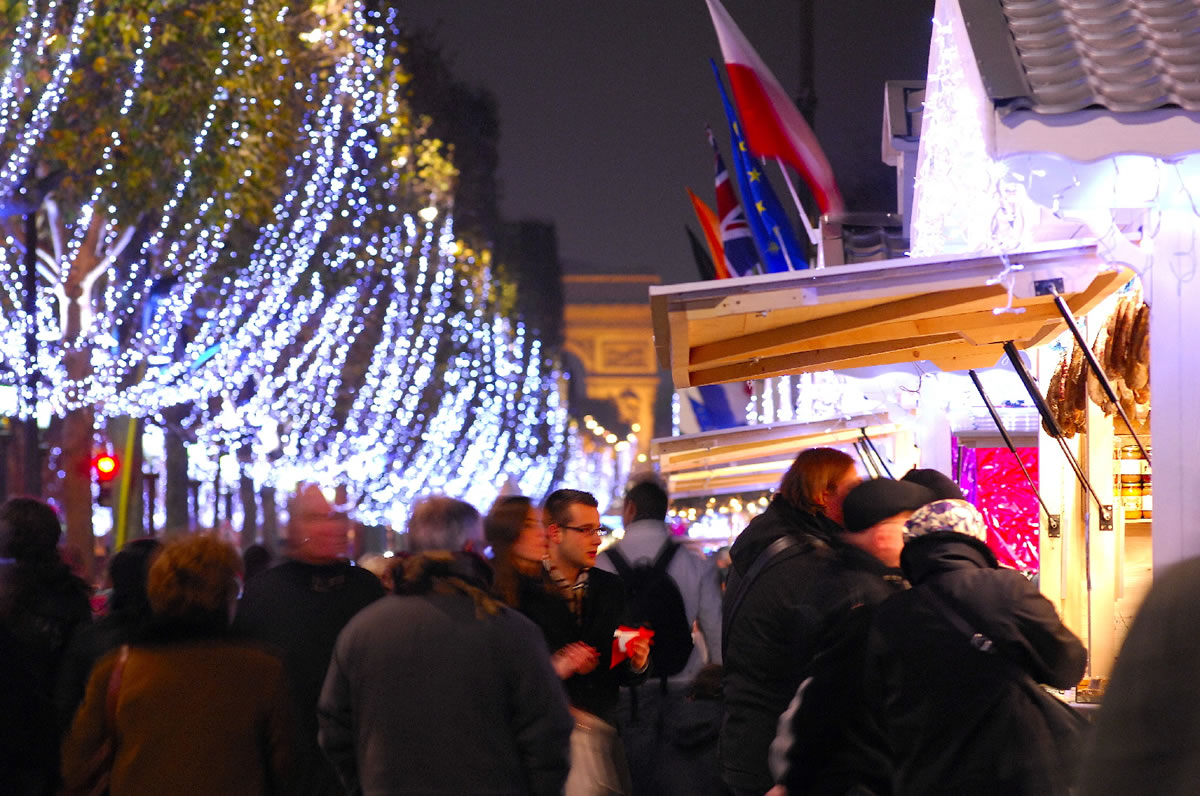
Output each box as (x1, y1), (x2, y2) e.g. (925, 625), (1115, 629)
(147, 534), (242, 627)
(777, 448), (856, 515)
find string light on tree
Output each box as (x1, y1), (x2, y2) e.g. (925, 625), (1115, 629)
(1, 1), (568, 526)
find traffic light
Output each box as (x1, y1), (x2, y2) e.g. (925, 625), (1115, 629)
(94, 454), (119, 507)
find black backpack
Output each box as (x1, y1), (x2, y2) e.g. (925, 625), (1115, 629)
(605, 541), (694, 679)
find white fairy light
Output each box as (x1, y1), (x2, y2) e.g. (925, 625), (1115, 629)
(1, 1), (569, 525)
(910, 17), (1020, 256)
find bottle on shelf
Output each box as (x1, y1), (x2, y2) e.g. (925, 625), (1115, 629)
(1141, 465), (1152, 520)
(1117, 444), (1144, 521)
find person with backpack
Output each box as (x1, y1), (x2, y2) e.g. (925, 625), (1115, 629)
(596, 479), (724, 794)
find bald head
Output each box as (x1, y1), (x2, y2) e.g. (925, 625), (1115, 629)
(287, 483), (350, 564)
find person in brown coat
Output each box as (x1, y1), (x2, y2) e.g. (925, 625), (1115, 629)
(61, 534), (294, 795)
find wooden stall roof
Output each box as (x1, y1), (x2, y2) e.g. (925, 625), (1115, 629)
(650, 240), (1131, 389)
(652, 415), (900, 498)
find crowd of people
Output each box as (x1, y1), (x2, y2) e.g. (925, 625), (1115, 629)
(0, 447), (1195, 795)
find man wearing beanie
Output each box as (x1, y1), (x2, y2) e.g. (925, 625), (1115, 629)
(864, 498), (1087, 794)
(840, 478), (940, 568)
(901, 467), (964, 500)
(773, 478), (934, 795)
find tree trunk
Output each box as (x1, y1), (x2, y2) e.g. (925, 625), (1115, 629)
(58, 212), (107, 577)
(261, 486), (278, 554)
(163, 405), (191, 535)
(239, 453), (257, 549)
(61, 348), (94, 579)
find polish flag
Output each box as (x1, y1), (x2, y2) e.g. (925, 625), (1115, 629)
(706, 0), (845, 216)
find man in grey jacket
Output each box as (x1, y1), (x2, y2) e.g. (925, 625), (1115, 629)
(596, 479), (723, 674)
(596, 479), (724, 794)
(318, 496), (573, 795)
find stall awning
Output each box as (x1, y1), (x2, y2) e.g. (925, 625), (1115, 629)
(652, 415), (900, 499)
(650, 240), (1130, 389)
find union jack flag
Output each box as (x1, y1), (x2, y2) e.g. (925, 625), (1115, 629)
(708, 126), (761, 277)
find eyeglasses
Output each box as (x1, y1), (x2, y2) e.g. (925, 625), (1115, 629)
(559, 524), (604, 537)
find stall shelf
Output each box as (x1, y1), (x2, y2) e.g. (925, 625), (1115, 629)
(650, 240), (1129, 390)
(652, 414), (901, 499)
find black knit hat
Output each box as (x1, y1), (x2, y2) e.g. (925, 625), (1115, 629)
(842, 478), (936, 533)
(901, 468), (964, 500)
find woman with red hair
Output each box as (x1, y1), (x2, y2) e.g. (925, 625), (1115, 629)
(721, 447), (865, 795)
(61, 534), (294, 795)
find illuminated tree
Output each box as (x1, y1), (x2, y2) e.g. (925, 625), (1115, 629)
(1, 1), (566, 564)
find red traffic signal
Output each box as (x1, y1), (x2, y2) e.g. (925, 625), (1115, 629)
(94, 454), (119, 483)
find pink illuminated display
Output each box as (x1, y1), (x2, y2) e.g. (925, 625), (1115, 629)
(953, 444), (1040, 573)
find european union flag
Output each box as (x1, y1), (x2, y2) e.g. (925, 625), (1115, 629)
(707, 126), (760, 276)
(711, 60), (808, 272)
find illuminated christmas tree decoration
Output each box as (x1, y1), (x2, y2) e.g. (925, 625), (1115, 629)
(1, 1), (567, 527)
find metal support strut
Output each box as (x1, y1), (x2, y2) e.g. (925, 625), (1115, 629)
(966, 369), (1056, 531)
(859, 428), (893, 478)
(1047, 286), (1150, 464)
(1001, 342), (1109, 525)
(1001, 340), (1098, 678)
(854, 439), (881, 479)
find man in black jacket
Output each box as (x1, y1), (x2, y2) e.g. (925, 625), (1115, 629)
(865, 499), (1087, 795)
(773, 477), (935, 795)
(514, 488), (650, 724)
(235, 484), (385, 796)
(722, 450), (932, 795)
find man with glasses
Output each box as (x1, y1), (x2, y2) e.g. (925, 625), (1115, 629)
(512, 489), (650, 722)
(509, 488), (650, 794)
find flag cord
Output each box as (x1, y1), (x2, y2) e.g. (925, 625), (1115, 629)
(775, 159), (820, 250)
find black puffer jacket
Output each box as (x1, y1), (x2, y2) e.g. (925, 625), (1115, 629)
(867, 532), (1088, 795)
(721, 497), (900, 793)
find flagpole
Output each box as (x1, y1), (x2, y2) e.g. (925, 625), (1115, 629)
(774, 158), (820, 248)
(772, 227), (796, 271)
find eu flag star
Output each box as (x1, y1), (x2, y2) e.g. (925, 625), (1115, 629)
(738, 141), (748, 152)
(748, 168), (761, 182)
(769, 242), (781, 253)
(755, 201), (766, 213)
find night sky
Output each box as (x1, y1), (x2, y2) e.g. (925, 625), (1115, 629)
(399, 1), (935, 285)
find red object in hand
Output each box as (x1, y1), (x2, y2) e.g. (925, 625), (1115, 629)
(611, 626), (654, 669)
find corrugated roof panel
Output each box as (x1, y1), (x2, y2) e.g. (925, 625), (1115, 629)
(975, 0), (1200, 113)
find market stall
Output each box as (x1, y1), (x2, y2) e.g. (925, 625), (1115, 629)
(648, 0), (1199, 681)
(651, 413), (906, 545)
(650, 239), (1140, 679)
(650, 240), (1127, 390)
(653, 414), (903, 498)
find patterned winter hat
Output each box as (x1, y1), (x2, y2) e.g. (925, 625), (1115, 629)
(904, 499), (987, 542)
